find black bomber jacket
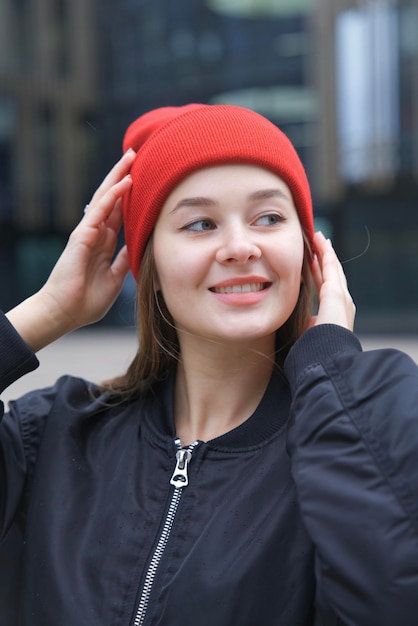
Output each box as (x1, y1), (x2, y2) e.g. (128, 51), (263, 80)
(1, 312), (418, 626)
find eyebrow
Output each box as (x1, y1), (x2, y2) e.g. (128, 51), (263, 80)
(170, 188), (290, 214)
(248, 188), (290, 202)
(170, 197), (218, 214)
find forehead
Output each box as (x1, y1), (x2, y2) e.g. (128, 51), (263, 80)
(162, 163), (294, 209)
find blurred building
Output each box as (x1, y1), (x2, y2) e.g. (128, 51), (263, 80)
(0, 0), (99, 311)
(1, 0), (417, 331)
(313, 0), (418, 331)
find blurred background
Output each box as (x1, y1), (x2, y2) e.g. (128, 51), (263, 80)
(1, 0), (417, 333)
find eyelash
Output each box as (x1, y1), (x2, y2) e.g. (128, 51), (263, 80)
(255, 213), (286, 226)
(182, 219), (215, 232)
(182, 213), (286, 232)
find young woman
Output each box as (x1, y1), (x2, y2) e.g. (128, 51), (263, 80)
(1, 104), (418, 626)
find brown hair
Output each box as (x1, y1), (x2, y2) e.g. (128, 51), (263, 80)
(101, 234), (314, 399)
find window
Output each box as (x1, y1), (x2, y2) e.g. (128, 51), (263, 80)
(335, 5), (399, 183)
(0, 98), (17, 221)
(206, 0), (313, 18)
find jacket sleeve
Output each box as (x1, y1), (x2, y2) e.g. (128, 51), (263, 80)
(0, 310), (40, 537)
(284, 324), (418, 626)
(0, 310), (39, 395)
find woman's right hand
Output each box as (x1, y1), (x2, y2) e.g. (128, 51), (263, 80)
(6, 149), (136, 352)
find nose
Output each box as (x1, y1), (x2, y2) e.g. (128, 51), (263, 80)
(215, 228), (262, 265)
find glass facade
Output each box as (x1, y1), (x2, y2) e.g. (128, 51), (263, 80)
(207, 0), (313, 17)
(0, 98), (16, 222)
(0, 0), (98, 310)
(330, 1), (418, 331)
(0, 98), (18, 312)
(336, 4), (399, 183)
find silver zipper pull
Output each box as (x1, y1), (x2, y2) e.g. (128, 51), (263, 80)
(170, 448), (192, 488)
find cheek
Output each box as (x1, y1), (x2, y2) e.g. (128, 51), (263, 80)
(153, 238), (201, 302)
(272, 236), (304, 280)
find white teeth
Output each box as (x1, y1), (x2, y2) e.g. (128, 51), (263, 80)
(213, 283), (264, 294)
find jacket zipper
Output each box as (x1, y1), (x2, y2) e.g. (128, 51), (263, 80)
(132, 438), (199, 626)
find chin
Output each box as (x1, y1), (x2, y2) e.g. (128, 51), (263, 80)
(208, 325), (278, 345)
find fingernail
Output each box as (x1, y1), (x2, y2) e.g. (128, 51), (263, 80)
(125, 147), (136, 156)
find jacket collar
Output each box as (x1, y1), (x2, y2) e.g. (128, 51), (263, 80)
(143, 366), (291, 451)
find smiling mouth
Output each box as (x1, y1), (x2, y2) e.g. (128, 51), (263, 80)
(210, 282), (270, 294)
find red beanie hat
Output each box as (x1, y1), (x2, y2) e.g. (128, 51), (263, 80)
(122, 103), (314, 278)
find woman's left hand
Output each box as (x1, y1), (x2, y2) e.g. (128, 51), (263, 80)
(309, 231), (356, 331)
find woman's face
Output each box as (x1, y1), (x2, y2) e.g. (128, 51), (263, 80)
(152, 164), (305, 346)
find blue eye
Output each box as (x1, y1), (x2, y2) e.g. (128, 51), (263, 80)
(184, 219), (215, 232)
(255, 214), (285, 226)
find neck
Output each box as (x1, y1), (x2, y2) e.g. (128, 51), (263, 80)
(173, 334), (276, 445)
